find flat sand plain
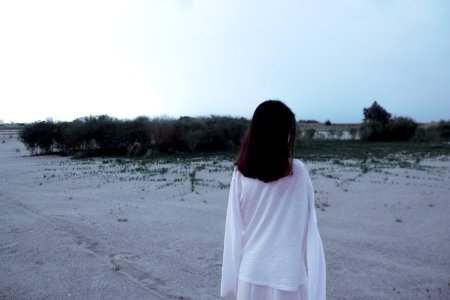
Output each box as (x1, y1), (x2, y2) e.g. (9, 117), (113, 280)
(1, 132), (449, 300)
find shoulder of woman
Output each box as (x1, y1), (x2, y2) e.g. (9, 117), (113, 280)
(232, 166), (243, 178)
(293, 158), (305, 169)
(293, 159), (311, 178)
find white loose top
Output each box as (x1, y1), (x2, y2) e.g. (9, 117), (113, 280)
(220, 159), (326, 300)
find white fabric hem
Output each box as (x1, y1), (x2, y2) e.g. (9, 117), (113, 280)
(237, 276), (308, 292)
(236, 280), (308, 300)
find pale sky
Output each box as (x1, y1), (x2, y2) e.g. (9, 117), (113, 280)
(1, 0), (449, 123)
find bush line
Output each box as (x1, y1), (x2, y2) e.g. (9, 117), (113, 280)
(19, 115), (249, 157)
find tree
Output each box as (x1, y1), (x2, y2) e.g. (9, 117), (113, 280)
(360, 101), (392, 141)
(360, 101), (420, 142)
(363, 101), (391, 124)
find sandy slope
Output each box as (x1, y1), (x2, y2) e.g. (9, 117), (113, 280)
(1, 132), (449, 300)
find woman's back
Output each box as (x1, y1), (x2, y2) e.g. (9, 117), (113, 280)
(220, 100), (326, 300)
(238, 159), (309, 290)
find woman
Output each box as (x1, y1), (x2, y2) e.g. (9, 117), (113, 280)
(220, 100), (326, 300)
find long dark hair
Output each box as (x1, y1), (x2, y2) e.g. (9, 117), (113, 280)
(236, 100), (296, 182)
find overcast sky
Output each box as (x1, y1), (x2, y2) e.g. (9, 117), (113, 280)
(1, 0), (449, 123)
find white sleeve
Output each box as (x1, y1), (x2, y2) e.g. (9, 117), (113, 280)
(305, 168), (327, 300)
(220, 169), (243, 298)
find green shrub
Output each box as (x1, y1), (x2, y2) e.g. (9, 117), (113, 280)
(349, 128), (358, 140)
(360, 102), (418, 142)
(19, 121), (59, 154)
(436, 120), (450, 140)
(360, 121), (385, 141)
(303, 128), (316, 140)
(19, 115), (249, 157)
(412, 120), (450, 142)
(386, 117), (418, 141)
(411, 127), (440, 142)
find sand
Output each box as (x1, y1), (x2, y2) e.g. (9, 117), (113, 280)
(1, 131), (449, 300)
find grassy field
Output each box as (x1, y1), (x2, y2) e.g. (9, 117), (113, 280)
(94, 141), (450, 169)
(295, 140), (450, 162)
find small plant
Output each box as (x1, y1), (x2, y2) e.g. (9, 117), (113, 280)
(349, 128), (358, 140)
(112, 206), (128, 222)
(112, 261), (121, 271)
(360, 164), (370, 174)
(315, 198), (329, 211)
(385, 203), (402, 223)
(190, 169), (196, 192)
(218, 182), (229, 189)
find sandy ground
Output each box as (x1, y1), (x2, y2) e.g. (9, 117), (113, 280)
(1, 131), (449, 300)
